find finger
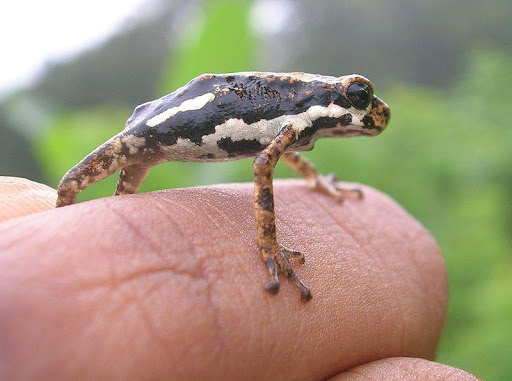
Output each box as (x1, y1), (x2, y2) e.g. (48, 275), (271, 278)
(331, 357), (481, 380)
(0, 180), (447, 380)
(0, 177), (56, 223)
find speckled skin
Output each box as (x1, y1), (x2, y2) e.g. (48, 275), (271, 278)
(57, 71), (391, 301)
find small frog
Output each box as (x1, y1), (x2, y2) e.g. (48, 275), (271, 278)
(57, 72), (391, 302)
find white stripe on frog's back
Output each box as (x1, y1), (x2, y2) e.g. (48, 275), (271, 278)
(146, 92), (215, 127)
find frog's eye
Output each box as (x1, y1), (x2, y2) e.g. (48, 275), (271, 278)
(346, 82), (372, 109)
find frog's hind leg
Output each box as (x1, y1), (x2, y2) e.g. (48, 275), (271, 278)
(114, 164), (152, 195)
(56, 132), (143, 207)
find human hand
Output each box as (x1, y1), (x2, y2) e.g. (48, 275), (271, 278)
(0, 177), (479, 380)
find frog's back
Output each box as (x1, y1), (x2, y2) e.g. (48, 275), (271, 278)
(123, 72), (349, 160)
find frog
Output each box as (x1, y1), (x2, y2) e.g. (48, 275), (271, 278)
(56, 71), (391, 302)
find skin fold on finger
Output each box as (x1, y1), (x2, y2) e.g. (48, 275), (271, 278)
(0, 177), (57, 223)
(331, 357), (481, 380)
(0, 180), (448, 380)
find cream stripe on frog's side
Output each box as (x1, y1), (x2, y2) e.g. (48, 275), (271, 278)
(200, 101), (369, 144)
(201, 100), (367, 145)
(156, 101), (370, 161)
(306, 103), (367, 125)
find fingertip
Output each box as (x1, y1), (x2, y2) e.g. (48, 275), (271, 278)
(0, 177), (57, 223)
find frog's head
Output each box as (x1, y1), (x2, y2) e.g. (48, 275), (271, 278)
(313, 74), (390, 139)
(342, 74), (390, 134)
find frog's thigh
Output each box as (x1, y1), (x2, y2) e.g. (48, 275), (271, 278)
(114, 164), (152, 195)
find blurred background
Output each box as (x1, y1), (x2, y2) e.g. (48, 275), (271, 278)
(1, 0), (510, 378)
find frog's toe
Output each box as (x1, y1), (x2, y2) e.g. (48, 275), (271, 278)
(263, 246), (312, 302)
(282, 246), (305, 264)
(264, 257), (280, 294)
(313, 174), (363, 202)
(264, 280), (280, 295)
(283, 266), (312, 302)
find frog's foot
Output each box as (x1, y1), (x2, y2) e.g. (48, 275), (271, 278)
(312, 173), (363, 202)
(264, 246), (312, 302)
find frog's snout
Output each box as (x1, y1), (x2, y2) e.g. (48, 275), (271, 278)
(363, 96), (391, 132)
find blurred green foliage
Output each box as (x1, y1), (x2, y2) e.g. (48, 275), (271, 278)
(159, 0), (253, 92)
(34, 1), (511, 379)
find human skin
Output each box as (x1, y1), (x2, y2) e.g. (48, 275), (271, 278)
(0, 177), (479, 380)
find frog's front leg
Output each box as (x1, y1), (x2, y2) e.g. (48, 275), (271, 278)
(282, 152), (363, 202)
(253, 122), (312, 302)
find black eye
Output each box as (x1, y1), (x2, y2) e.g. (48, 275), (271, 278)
(346, 82), (372, 109)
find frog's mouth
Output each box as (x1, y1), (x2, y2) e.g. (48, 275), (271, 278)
(318, 125), (380, 138)
(333, 128), (378, 137)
